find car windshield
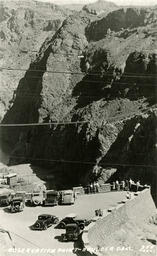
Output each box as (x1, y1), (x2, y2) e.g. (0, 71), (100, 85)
(38, 215), (48, 220)
(66, 226), (77, 232)
(0, 195), (8, 199)
(63, 217), (74, 224)
(13, 201), (20, 205)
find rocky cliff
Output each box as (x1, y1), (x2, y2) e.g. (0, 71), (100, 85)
(82, 0), (118, 16)
(0, 3), (156, 201)
(0, 0), (72, 121)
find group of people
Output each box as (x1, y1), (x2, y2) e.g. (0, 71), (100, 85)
(86, 182), (100, 194)
(86, 178), (144, 194)
(113, 178), (141, 192)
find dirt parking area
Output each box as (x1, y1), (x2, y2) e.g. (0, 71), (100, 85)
(0, 192), (126, 256)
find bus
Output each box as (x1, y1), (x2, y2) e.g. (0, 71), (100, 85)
(59, 190), (75, 205)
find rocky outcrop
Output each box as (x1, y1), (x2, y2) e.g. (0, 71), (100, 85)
(86, 7), (157, 41)
(82, 0), (118, 16)
(0, 0), (71, 122)
(0, 4), (157, 200)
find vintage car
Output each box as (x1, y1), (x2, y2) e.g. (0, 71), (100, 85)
(58, 190), (75, 205)
(9, 197), (24, 213)
(31, 214), (59, 230)
(55, 213), (91, 230)
(0, 188), (13, 206)
(30, 192), (44, 206)
(61, 223), (80, 242)
(43, 190), (59, 206)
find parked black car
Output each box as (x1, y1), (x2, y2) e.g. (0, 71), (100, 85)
(55, 214), (91, 230)
(61, 223), (80, 242)
(31, 214), (59, 230)
(10, 197), (24, 213)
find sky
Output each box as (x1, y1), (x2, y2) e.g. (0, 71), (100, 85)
(37, 0), (157, 6)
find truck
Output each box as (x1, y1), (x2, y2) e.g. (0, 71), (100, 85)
(43, 190), (59, 206)
(59, 190), (75, 205)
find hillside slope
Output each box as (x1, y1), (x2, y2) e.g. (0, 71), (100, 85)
(82, 0), (118, 15)
(0, 5), (156, 203)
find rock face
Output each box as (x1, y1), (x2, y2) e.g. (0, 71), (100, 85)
(0, 0), (71, 121)
(0, 3), (157, 201)
(82, 0), (118, 16)
(86, 7), (157, 41)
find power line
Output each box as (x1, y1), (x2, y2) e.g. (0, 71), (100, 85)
(1, 67), (157, 78)
(0, 101), (153, 128)
(8, 90), (154, 99)
(14, 74), (157, 86)
(17, 48), (157, 55)
(9, 155), (157, 168)
(0, 108), (146, 127)
(21, 50), (85, 56)
(0, 121), (88, 127)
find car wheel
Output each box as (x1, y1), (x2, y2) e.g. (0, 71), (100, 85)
(33, 200), (40, 206)
(43, 224), (47, 230)
(60, 222), (66, 229)
(62, 234), (66, 242)
(79, 224), (84, 230)
(54, 218), (59, 224)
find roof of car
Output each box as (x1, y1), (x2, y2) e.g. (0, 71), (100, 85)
(0, 188), (13, 195)
(65, 213), (77, 218)
(12, 197), (23, 201)
(46, 190), (58, 194)
(66, 223), (78, 227)
(38, 214), (52, 217)
(61, 190), (73, 193)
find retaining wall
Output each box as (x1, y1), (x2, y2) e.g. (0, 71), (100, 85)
(82, 188), (156, 255)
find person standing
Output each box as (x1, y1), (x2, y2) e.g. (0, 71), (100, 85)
(129, 178), (133, 191)
(125, 180), (129, 191)
(121, 180), (125, 191)
(112, 181), (116, 190)
(115, 180), (119, 191)
(90, 183), (93, 193)
(95, 181), (99, 193)
(126, 191), (133, 199)
(93, 182), (96, 193)
(136, 180), (140, 192)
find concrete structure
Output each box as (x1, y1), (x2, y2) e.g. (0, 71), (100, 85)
(98, 183), (111, 193)
(82, 187), (156, 256)
(73, 186), (84, 195)
(0, 227), (15, 256)
(6, 173), (17, 187)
